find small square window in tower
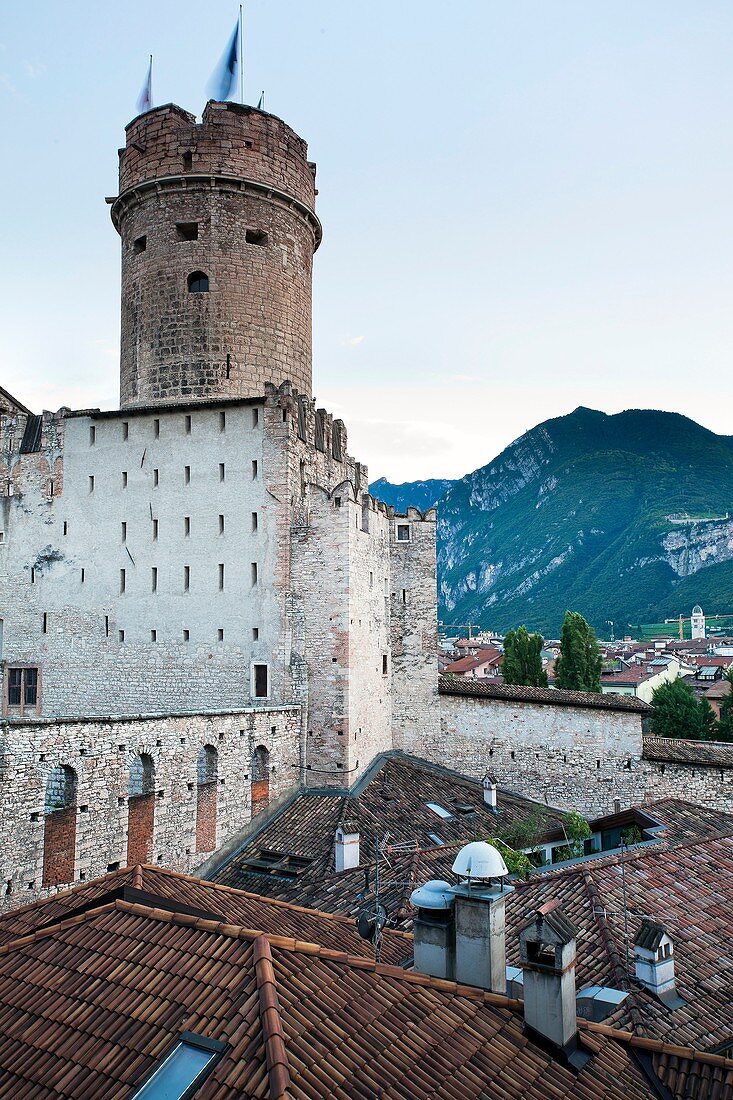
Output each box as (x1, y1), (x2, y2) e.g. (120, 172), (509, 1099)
(245, 228), (268, 246)
(396, 523), (411, 542)
(176, 222), (198, 241)
(133, 235), (146, 254)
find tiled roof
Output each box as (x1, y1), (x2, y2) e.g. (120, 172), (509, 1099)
(439, 674), (652, 712)
(214, 752), (567, 902)
(0, 888), (724, 1099)
(643, 735), (733, 767)
(506, 831), (733, 1051)
(0, 864), (411, 966)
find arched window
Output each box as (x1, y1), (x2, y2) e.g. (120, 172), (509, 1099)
(187, 271), (209, 293)
(196, 745), (218, 853)
(251, 745), (270, 818)
(42, 765), (78, 887)
(127, 753), (155, 864)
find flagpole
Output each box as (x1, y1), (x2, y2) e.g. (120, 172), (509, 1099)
(149, 54), (153, 108)
(239, 4), (244, 104)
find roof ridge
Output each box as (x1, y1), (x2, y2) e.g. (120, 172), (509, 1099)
(578, 1019), (733, 1070)
(0, 867), (135, 926)
(142, 861), (411, 937)
(0, 899), (122, 956)
(253, 934), (292, 1100)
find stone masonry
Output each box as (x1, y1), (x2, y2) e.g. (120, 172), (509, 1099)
(114, 102), (320, 407)
(0, 707), (298, 911)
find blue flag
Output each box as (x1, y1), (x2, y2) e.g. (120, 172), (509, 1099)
(207, 20), (240, 102)
(136, 56), (153, 115)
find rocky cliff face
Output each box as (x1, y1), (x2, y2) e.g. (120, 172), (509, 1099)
(374, 408), (733, 635)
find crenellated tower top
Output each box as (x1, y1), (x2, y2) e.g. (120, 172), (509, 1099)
(112, 101), (321, 409)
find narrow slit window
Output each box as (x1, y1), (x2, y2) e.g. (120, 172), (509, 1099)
(151, 567), (158, 593)
(153, 468), (159, 487)
(183, 629), (190, 642)
(251, 562), (258, 586)
(219, 463), (225, 482)
(218, 514), (225, 535)
(185, 414), (192, 434)
(218, 563), (225, 590)
(184, 516), (191, 537)
(252, 460), (258, 480)
(252, 407), (259, 428)
(120, 568), (126, 594)
(184, 566), (190, 592)
(122, 421), (129, 441)
(122, 471), (128, 488)
(382, 654), (388, 676)
(184, 465), (191, 485)
(150, 629), (157, 642)
(153, 418), (160, 439)
(121, 521), (127, 542)
(88, 475), (95, 493)
(252, 627), (259, 641)
(219, 411), (226, 432)
(89, 425), (96, 446)
(217, 628), (224, 642)
(251, 511), (258, 532)
(152, 518), (158, 540)
(42, 612), (47, 634)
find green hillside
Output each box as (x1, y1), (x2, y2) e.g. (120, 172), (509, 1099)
(422, 407), (733, 636)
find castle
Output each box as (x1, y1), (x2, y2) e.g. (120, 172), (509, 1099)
(1, 100), (724, 912)
(0, 101), (438, 901)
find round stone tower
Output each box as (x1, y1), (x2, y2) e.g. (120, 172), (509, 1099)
(111, 101), (321, 408)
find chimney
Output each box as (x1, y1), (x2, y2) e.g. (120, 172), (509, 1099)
(482, 773), (498, 813)
(335, 821), (360, 872)
(634, 919), (683, 1006)
(613, 798), (621, 815)
(409, 880), (456, 980)
(450, 841), (514, 993)
(519, 900), (579, 1051)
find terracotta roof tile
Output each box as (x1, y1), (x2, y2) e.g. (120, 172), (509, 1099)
(439, 674), (652, 712)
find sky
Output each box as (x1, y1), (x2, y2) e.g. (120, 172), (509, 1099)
(1, 2), (732, 482)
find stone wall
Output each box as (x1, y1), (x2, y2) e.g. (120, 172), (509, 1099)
(0, 706), (299, 912)
(439, 693), (733, 816)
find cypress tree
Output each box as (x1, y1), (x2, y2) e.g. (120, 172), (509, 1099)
(502, 625), (548, 687)
(555, 610), (602, 692)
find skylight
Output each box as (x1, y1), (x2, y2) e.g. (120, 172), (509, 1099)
(427, 832), (445, 846)
(426, 801), (454, 820)
(132, 1032), (226, 1099)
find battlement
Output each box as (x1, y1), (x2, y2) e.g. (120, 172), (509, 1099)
(117, 101), (317, 213)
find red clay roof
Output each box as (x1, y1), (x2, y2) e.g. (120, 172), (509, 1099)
(0, 888), (722, 1099)
(440, 674), (652, 712)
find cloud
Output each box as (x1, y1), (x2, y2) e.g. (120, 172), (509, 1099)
(340, 335), (365, 347)
(0, 73), (18, 98)
(23, 61), (46, 79)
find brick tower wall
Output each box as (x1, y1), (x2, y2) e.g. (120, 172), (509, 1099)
(113, 102), (320, 408)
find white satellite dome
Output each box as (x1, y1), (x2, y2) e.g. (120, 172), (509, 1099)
(452, 841), (508, 882)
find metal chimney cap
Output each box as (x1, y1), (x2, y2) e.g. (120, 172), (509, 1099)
(410, 880), (455, 910)
(451, 841), (508, 881)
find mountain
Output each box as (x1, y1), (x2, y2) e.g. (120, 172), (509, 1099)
(368, 477), (456, 514)
(372, 408), (733, 637)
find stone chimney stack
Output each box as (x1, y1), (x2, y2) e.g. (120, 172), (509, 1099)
(334, 821), (360, 872)
(450, 842), (514, 994)
(634, 919), (680, 1004)
(482, 774), (498, 813)
(519, 901), (579, 1050)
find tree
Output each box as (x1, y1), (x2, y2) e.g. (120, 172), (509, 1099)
(502, 625), (548, 687)
(650, 678), (717, 741)
(555, 611), (602, 692)
(716, 671), (733, 742)
(553, 810), (592, 862)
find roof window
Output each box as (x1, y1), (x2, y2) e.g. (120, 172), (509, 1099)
(131, 1032), (227, 1099)
(426, 801), (454, 820)
(238, 848), (314, 879)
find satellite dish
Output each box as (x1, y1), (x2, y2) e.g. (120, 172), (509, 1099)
(452, 841), (508, 882)
(357, 903), (387, 943)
